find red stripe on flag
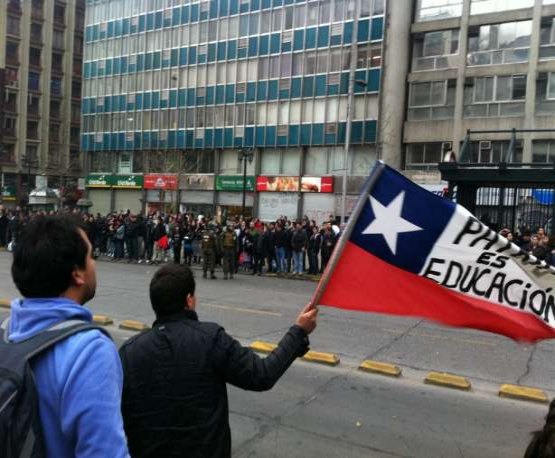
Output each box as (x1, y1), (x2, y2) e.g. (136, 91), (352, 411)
(319, 242), (555, 342)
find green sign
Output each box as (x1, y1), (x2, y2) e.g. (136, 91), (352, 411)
(113, 175), (143, 189)
(1, 185), (16, 200)
(86, 174), (111, 188)
(216, 175), (255, 192)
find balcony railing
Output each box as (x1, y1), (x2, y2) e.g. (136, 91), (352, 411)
(467, 47), (529, 66)
(413, 54), (459, 72)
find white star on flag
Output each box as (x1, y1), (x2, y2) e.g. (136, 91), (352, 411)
(362, 191), (423, 255)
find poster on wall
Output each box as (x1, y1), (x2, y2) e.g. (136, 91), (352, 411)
(144, 174), (178, 190)
(179, 174), (215, 190)
(256, 176), (299, 192)
(300, 176), (334, 193)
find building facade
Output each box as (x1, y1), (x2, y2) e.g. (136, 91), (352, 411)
(402, 0), (555, 183)
(81, 0), (385, 221)
(0, 0), (86, 206)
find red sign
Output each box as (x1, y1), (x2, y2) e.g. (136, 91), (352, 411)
(256, 176), (299, 192)
(301, 176), (334, 193)
(144, 174), (178, 190)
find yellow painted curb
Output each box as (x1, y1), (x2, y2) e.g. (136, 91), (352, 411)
(424, 372), (471, 391)
(499, 384), (548, 403)
(0, 299), (11, 309)
(93, 315), (114, 326)
(119, 320), (150, 332)
(359, 360), (402, 377)
(250, 341), (340, 366)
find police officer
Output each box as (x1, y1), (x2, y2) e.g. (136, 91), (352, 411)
(220, 225), (237, 280)
(201, 224), (218, 279)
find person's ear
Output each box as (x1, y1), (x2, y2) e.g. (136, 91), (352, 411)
(186, 294), (195, 309)
(71, 266), (86, 287)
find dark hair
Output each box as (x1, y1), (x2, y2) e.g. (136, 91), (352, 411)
(525, 400), (555, 458)
(11, 215), (89, 297)
(150, 264), (195, 318)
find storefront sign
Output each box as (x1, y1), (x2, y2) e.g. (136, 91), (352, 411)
(301, 176), (334, 193)
(144, 174), (178, 190)
(113, 174), (143, 189)
(256, 176), (299, 192)
(216, 175), (255, 192)
(179, 174), (215, 190)
(86, 174), (111, 188)
(1, 185), (16, 201)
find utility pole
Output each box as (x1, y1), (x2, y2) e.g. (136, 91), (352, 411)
(238, 149), (254, 218)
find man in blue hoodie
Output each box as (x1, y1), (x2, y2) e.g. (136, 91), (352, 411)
(8, 215), (129, 458)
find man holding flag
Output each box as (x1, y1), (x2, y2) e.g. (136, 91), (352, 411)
(314, 161), (555, 343)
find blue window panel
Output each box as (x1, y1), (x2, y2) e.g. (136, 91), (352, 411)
(150, 131), (159, 148)
(168, 131), (177, 148)
(127, 99), (135, 111)
(225, 84), (235, 103)
(179, 47), (188, 65)
(343, 22), (353, 44)
(137, 54), (144, 71)
(357, 19), (369, 42)
(84, 62), (91, 79)
(144, 53), (153, 70)
(330, 33), (341, 46)
(279, 86), (289, 99)
(136, 93), (143, 109)
(305, 27), (317, 49)
(90, 62), (97, 78)
(265, 126), (276, 146)
(239, 1), (249, 13)
(103, 134), (111, 151)
(237, 47), (247, 59)
(340, 72), (349, 94)
(312, 124), (324, 145)
(126, 138), (134, 151)
(114, 19), (122, 37)
(122, 18), (130, 35)
(200, 9), (208, 21)
(162, 56), (170, 68)
(246, 82), (256, 101)
(196, 136), (205, 149)
(285, 0), (294, 4)
(234, 136), (243, 148)
(229, 0), (239, 15)
(272, 0), (283, 5)
(209, 0), (218, 18)
(197, 53), (207, 64)
(270, 34), (280, 53)
(277, 133), (287, 146)
(186, 131), (194, 148)
(134, 131), (142, 148)
(85, 27), (93, 43)
(214, 128), (223, 147)
(364, 120), (377, 143)
(163, 15), (171, 28)
(215, 85), (225, 104)
(227, 40), (237, 59)
(188, 47), (197, 65)
(300, 125), (311, 145)
(315, 75), (326, 96)
(190, 3), (199, 21)
(217, 42), (227, 60)
(159, 136), (168, 149)
(81, 134), (89, 151)
(177, 130), (186, 148)
(181, 5), (190, 23)
(293, 30), (304, 51)
(153, 52), (162, 69)
(172, 7), (181, 26)
(371, 17), (384, 41)
(302, 77), (314, 97)
(142, 132), (151, 148)
(291, 78), (302, 98)
(325, 132), (336, 145)
(219, 0), (229, 15)
(288, 125), (299, 145)
(244, 127), (254, 146)
(262, 0), (271, 8)
(208, 43), (216, 62)
(236, 92), (245, 103)
(130, 19), (137, 34)
(204, 129), (213, 147)
(82, 99), (90, 114)
(155, 11), (163, 29)
(257, 81), (267, 100)
(251, 0), (260, 10)
(110, 133), (118, 150)
(196, 96), (204, 105)
(187, 88), (196, 105)
(112, 58), (120, 76)
(248, 37), (258, 56)
(318, 25), (330, 48)
(354, 70), (367, 93)
(282, 41), (291, 52)
(91, 25), (99, 41)
(151, 92), (160, 109)
(99, 29), (106, 40)
(138, 14), (146, 32)
(108, 96), (116, 112)
(169, 90), (178, 107)
(351, 121), (363, 143)
(224, 128), (233, 147)
(205, 86), (215, 104)
(259, 35), (269, 55)
(178, 89), (186, 106)
(171, 49), (179, 66)
(97, 63), (104, 77)
(268, 80), (278, 100)
(121, 56), (128, 74)
(105, 59), (113, 75)
(107, 21), (114, 38)
(119, 95), (126, 111)
(143, 93), (152, 109)
(146, 13), (154, 30)
(255, 127), (265, 146)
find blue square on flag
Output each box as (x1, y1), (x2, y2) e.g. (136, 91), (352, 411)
(349, 167), (455, 274)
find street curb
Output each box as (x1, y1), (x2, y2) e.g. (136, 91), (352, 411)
(0, 299), (10, 309)
(119, 319), (150, 331)
(424, 372), (471, 391)
(499, 384), (548, 403)
(93, 314), (114, 326)
(250, 340), (340, 366)
(358, 360), (402, 377)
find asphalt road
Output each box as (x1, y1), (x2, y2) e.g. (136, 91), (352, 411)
(0, 253), (552, 457)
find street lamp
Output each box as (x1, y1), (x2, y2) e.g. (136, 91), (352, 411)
(238, 148), (254, 218)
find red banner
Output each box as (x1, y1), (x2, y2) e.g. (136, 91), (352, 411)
(301, 176), (334, 193)
(144, 174), (178, 190)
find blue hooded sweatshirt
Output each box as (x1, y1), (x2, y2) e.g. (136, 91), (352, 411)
(8, 297), (129, 458)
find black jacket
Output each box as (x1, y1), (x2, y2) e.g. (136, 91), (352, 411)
(119, 310), (309, 458)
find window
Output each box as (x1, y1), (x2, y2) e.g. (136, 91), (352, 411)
(471, 0), (533, 15)
(6, 41), (19, 65)
(536, 73), (555, 115)
(413, 30), (459, 71)
(408, 80), (456, 120)
(357, 44), (382, 68)
(467, 21), (531, 65)
(540, 17), (555, 60)
(406, 143), (443, 168)
(7, 15), (20, 36)
(53, 30), (64, 49)
(467, 141), (522, 163)
(417, 0), (463, 21)
(465, 75), (526, 117)
(532, 141), (555, 163)
(30, 23), (42, 43)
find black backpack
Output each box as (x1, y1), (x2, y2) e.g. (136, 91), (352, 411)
(0, 315), (110, 458)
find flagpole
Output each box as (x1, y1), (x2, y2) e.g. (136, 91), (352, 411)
(310, 160), (386, 307)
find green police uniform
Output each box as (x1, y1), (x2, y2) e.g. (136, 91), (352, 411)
(220, 229), (237, 280)
(202, 229), (218, 279)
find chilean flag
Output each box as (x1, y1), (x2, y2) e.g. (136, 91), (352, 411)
(316, 163), (555, 342)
